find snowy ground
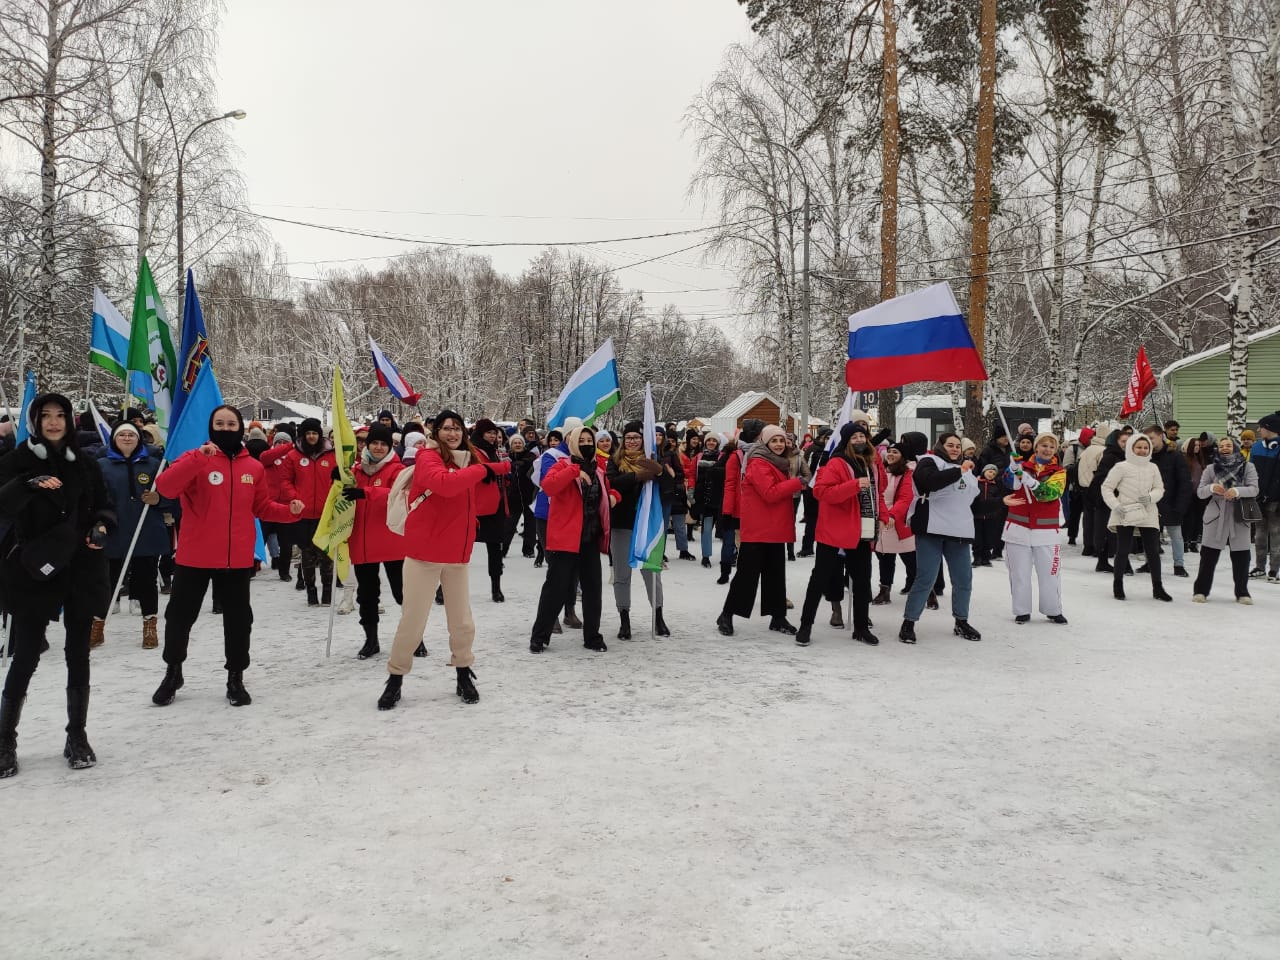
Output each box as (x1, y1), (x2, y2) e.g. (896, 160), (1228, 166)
(4, 531), (1279, 960)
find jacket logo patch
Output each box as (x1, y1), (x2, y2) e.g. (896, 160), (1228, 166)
(137, 472), (152, 486)
(208, 471), (225, 486)
(299, 457), (310, 467)
(373, 479), (381, 486)
(241, 474), (254, 484)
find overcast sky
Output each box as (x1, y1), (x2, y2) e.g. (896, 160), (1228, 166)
(216, 0), (754, 338)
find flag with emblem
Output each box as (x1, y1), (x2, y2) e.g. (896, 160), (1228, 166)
(125, 256), (179, 440)
(312, 366), (358, 582)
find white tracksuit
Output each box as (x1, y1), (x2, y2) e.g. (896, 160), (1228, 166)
(1002, 472), (1064, 618)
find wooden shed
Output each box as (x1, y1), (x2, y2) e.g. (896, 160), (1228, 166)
(706, 391), (798, 437)
(1161, 325), (1280, 436)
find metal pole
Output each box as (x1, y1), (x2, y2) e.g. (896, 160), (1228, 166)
(325, 567), (338, 657)
(175, 148), (186, 304)
(800, 186), (811, 442)
(102, 458), (168, 630)
(85, 362), (93, 410)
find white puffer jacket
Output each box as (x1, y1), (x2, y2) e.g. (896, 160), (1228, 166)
(1101, 433), (1165, 530)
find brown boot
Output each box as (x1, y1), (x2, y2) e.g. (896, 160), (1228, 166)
(829, 601), (844, 628)
(142, 616), (158, 649)
(89, 618), (105, 650)
(872, 585), (892, 606)
(926, 591), (939, 611)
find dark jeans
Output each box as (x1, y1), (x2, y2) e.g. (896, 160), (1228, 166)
(354, 560), (403, 634)
(105, 554), (159, 618)
(801, 542), (872, 631)
(973, 516), (1004, 562)
(1091, 497), (1115, 560)
(1080, 499), (1095, 552)
(163, 566), (255, 671)
(531, 548), (602, 645)
(1193, 547), (1251, 599)
(1113, 526), (1162, 589)
(719, 516), (739, 566)
(1066, 489), (1083, 541)
(724, 541), (787, 619)
(877, 551), (917, 589)
(293, 518), (333, 591)
(3, 612), (91, 699)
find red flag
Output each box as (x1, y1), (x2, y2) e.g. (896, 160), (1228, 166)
(1119, 345), (1158, 417)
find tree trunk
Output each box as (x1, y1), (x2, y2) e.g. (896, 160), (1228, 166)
(878, 0), (900, 437)
(35, 1), (62, 386)
(964, 0), (998, 442)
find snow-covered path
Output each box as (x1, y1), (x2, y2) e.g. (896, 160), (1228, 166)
(4, 540), (1278, 959)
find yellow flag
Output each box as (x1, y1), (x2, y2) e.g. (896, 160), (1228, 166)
(312, 366), (359, 581)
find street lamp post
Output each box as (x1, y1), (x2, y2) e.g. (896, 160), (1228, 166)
(150, 72), (245, 302)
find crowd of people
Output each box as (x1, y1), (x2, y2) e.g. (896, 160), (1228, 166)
(0, 394), (1276, 780)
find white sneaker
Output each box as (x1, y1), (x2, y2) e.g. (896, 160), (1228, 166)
(112, 599), (120, 615)
(1267, 573), (1278, 583)
(1192, 594), (1207, 603)
(129, 599), (141, 616)
(1237, 596), (1254, 605)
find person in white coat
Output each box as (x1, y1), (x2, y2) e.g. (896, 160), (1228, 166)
(1002, 433), (1069, 624)
(1101, 433), (1171, 602)
(1193, 436), (1259, 604)
(899, 433), (982, 644)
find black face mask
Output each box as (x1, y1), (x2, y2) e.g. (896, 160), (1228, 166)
(578, 445), (596, 462)
(852, 442), (871, 455)
(210, 428), (244, 456)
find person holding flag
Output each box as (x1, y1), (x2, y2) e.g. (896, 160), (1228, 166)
(608, 417), (668, 641)
(344, 423), (405, 660)
(283, 417), (339, 607)
(0, 393), (115, 778)
(151, 399), (304, 709)
(1001, 434), (1070, 625)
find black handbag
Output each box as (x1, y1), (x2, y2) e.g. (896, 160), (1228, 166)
(1236, 496), (1263, 524)
(16, 519), (80, 581)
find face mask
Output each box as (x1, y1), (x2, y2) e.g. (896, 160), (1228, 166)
(210, 428), (243, 456)
(578, 445), (596, 462)
(852, 442), (871, 455)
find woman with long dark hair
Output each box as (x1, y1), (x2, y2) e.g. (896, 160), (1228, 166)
(377, 410), (510, 709)
(607, 421), (667, 639)
(470, 418), (511, 602)
(873, 441), (916, 606)
(0, 395), (115, 777)
(796, 423), (879, 646)
(692, 433), (722, 568)
(1182, 436), (1210, 552)
(716, 425), (804, 636)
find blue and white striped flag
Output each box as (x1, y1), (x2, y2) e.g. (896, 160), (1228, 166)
(87, 399), (113, 446)
(546, 338), (621, 430)
(14, 370), (36, 444)
(628, 383), (665, 572)
(89, 287), (130, 382)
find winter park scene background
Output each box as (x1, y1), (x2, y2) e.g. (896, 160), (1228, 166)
(1, 1), (1279, 958)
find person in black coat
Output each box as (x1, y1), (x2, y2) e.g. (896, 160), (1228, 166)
(1089, 425), (1133, 572)
(0, 393), (116, 778)
(693, 435), (724, 567)
(971, 463), (1007, 566)
(978, 421), (1012, 477)
(1142, 424), (1193, 577)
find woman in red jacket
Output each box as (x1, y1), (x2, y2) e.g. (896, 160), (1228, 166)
(343, 424), (405, 660)
(529, 426), (621, 654)
(259, 427), (297, 582)
(717, 424), (804, 636)
(151, 405), (303, 708)
(378, 410), (510, 710)
(795, 423), (881, 647)
(470, 418), (511, 603)
(283, 417), (338, 606)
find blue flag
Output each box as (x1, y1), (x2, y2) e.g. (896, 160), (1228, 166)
(165, 360), (224, 461)
(171, 269), (211, 429)
(628, 383), (665, 572)
(14, 371), (36, 444)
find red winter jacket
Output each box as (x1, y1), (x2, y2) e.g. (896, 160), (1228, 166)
(879, 469), (915, 540)
(541, 456), (621, 554)
(721, 448), (744, 518)
(813, 457), (875, 549)
(680, 452), (697, 491)
(283, 443), (338, 519)
(157, 448), (296, 568)
(403, 447), (510, 564)
(259, 443), (294, 504)
(739, 455), (803, 544)
(473, 447), (505, 518)
(350, 454), (406, 565)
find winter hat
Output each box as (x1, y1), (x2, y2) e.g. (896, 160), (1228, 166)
(1257, 411), (1280, 434)
(899, 431), (929, 461)
(981, 463), (999, 477)
(990, 419), (1008, 441)
(354, 423), (369, 437)
(402, 432), (428, 462)
(565, 425), (595, 460)
(1125, 432), (1154, 462)
(125, 406), (145, 423)
(247, 426), (268, 443)
(110, 421), (141, 455)
(1079, 426), (1095, 446)
(365, 423), (394, 448)
(739, 418), (766, 443)
(402, 421), (426, 438)
(142, 424), (162, 447)
(960, 437), (977, 453)
(271, 430), (293, 446)
(473, 417), (499, 437)
(622, 420), (643, 437)
(1033, 432), (1060, 454)
(685, 428), (700, 442)
(758, 424), (786, 448)
(299, 417), (323, 436)
(377, 409), (395, 422)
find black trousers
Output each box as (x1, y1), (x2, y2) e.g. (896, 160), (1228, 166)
(800, 490), (819, 553)
(877, 550), (917, 589)
(163, 566), (254, 671)
(485, 540), (504, 582)
(354, 560), (404, 634)
(3, 612), (91, 699)
(1066, 490), (1083, 541)
(972, 516), (1004, 561)
(531, 548), (602, 645)
(1113, 526), (1162, 589)
(1080, 499), (1095, 552)
(1091, 498), (1115, 560)
(273, 521), (297, 574)
(1193, 546), (1251, 599)
(1183, 498), (1206, 546)
(292, 518), (333, 591)
(801, 542), (873, 631)
(104, 554), (159, 617)
(724, 541), (787, 619)
(535, 517), (548, 563)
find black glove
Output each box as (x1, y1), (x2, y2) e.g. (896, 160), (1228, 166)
(481, 464), (497, 484)
(330, 467), (341, 482)
(26, 475), (55, 489)
(88, 523), (110, 548)
(872, 428), (893, 446)
(342, 486), (364, 501)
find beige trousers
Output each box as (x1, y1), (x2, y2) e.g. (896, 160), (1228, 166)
(387, 558), (475, 674)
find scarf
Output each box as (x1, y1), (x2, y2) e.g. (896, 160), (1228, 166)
(361, 447), (397, 476)
(840, 452), (877, 520)
(615, 447), (645, 474)
(1214, 450), (1246, 486)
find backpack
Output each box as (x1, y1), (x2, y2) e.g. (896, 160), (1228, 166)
(385, 466), (430, 535)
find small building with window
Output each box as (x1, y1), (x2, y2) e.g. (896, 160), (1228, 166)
(1161, 324), (1280, 436)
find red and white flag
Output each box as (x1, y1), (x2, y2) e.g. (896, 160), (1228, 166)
(369, 336), (422, 406)
(1119, 344), (1158, 417)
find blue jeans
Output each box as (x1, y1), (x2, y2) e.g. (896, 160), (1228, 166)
(700, 519), (715, 560)
(661, 501), (689, 553)
(1163, 523), (1184, 568)
(720, 519), (738, 566)
(905, 534), (973, 622)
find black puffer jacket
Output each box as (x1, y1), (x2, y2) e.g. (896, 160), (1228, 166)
(0, 394), (115, 620)
(1088, 430), (1128, 506)
(1150, 446), (1193, 524)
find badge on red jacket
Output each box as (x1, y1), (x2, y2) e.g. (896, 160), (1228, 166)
(241, 474), (254, 484)
(209, 471), (225, 485)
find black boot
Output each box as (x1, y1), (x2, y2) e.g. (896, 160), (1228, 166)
(716, 563), (731, 585)
(1153, 582), (1173, 602)
(295, 569), (305, 591)
(953, 619), (982, 641)
(795, 623), (812, 646)
(152, 664), (184, 706)
(491, 577), (505, 603)
(926, 591), (939, 611)
(716, 611), (734, 636)
(617, 610), (631, 640)
(769, 616), (798, 636)
(871, 585), (891, 606)
(357, 624), (379, 660)
(787, 545), (796, 561)
(456, 667), (479, 704)
(583, 634), (608, 652)
(320, 583), (332, 606)
(413, 640), (428, 658)
(306, 586), (320, 607)
(63, 686), (96, 769)
(378, 674), (402, 710)
(277, 557), (291, 581)
(898, 619), (917, 644)
(701, 557), (711, 568)
(654, 606), (670, 637)
(0, 694), (23, 778)
(1113, 580), (1126, 600)
(226, 670), (252, 707)
(853, 625), (880, 645)
(829, 601), (845, 628)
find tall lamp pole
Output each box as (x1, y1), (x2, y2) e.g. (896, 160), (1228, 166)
(150, 72), (245, 302)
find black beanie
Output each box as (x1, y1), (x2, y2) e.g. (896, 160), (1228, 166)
(434, 409), (464, 433)
(299, 417), (322, 436)
(740, 418), (766, 443)
(377, 409), (394, 421)
(366, 424), (394, 448)
(990, 419), (1008, 441)
(622, 420), (643, 436)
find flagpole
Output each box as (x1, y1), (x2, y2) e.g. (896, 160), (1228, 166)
(325, 578), (337, 657)
(84, 363), (93, 410)
(101, 459), (168, 630)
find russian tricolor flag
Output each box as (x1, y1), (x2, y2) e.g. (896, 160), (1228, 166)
(846, 283), (988, 390)
(369, 336), (422, 406)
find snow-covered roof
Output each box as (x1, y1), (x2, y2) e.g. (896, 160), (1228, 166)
(265, 398), (326, 424)
(709, 391), (780, 420)
(1160, 324), (1280, 378)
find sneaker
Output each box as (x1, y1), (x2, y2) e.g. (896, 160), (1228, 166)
(1173, 566), (1189, 578)
(1237, 596), (1254, 605)
(1014, 614), (1030, 624)
(1192, 594), (1207, 603)
(1047, 614), (1069, 624)
(1249, 568), (1265, 579)
(129, 599), (141, 615)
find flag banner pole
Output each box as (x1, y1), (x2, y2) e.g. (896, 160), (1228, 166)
(101, 458), (168, 630)
(85, 362), (93, 410)
(325, 585), (337, 658)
